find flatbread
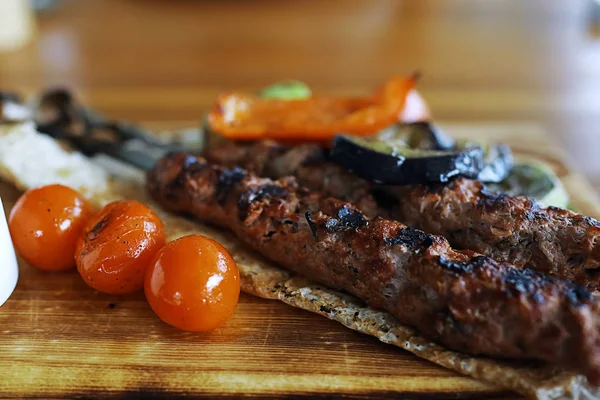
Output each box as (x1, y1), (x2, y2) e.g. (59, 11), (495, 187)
(1, 122), (598, 400)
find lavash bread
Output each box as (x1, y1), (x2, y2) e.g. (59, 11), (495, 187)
(0, 122), (598, 400)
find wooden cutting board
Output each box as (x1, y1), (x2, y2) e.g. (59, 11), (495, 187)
(0, 122), (598, 400)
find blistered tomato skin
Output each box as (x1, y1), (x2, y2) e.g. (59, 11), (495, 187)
(145, 235), (240, 332)
(76, 200), (166, 295)
(8, 184), (93, 271)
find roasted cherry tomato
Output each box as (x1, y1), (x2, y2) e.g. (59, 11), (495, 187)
(8, 184), (93, 271)
(76, 200), (166, 294)
(145, 235), (240, 332)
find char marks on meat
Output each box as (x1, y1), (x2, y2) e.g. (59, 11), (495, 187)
(148, 152), (600, 384)
(205, 141), (600, 290)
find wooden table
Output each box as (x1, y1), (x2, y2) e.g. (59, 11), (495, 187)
(0, 0), (598, 192)
(0, 1), (599, 399)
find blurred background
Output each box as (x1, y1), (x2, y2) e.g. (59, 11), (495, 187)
(0, 0), (599, 191)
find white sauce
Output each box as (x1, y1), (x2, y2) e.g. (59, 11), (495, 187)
(0, 198), (18, 306)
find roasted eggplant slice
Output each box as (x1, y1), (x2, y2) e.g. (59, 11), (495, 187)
(379, 123), (513, 183)
(377, 121), (455, 151)
(477, 143), (513, 183)
(332, 121), (514, 185)
(487, 157), (569, 208)
(456, 139), (513, 183)
(330, 134), (483, 185)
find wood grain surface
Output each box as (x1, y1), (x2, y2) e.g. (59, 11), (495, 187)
(0, 1), (599, 398)
(0, 122), (598, 399)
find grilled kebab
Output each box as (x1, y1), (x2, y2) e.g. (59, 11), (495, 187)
(205, 141), (600, 290)
(148, 152), (600, 384)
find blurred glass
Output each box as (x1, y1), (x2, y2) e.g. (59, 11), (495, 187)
(0, 0), (35, 52)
